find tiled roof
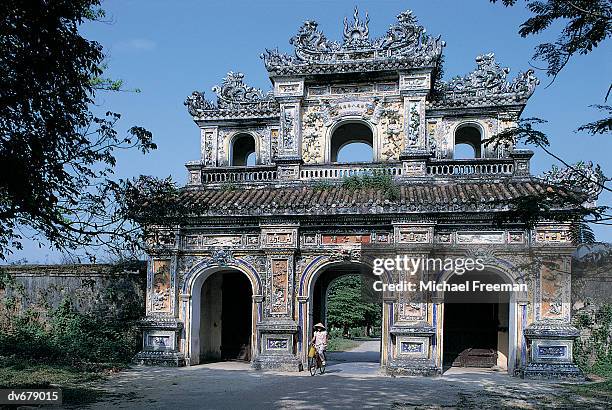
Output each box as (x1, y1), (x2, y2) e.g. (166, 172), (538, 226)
(172, 179), (579, 217)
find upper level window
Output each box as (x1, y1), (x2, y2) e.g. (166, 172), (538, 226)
(454, 124), (482, 159)
(230, 133), (256, 166)
(330, 122), (373, 163)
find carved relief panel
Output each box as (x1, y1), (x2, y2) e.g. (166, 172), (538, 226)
(268, 257), (291, 316)
(151, 259), (172, 314)
(200, 127), (218, 166)
(538, 257), (571, 321)
(403, 97), (426, 151)
(279, 104), (301, 157)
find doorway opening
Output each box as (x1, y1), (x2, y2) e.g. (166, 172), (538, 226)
(199, 270), (253, 362)
(442, 271), (510, 370)
(311, 263), (382, 367)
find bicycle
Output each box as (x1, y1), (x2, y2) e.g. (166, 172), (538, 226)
(308, 344), (326, 376)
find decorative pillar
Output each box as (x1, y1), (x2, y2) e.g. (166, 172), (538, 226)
(273, 78), (305, 180)
(251, 223), (301, 371)
(521, 223), (584, 379)
(386, 221), (440, 376)
(399, 71), (433, 176)
(135, 227), (185, 366)
(510, 149), (534, 177)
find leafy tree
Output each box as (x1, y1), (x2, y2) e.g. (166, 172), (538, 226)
(326, 275), (381, 337)
(488, 0), (612, 241)
(0, 0), (161, 260)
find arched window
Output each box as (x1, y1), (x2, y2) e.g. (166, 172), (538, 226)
(230, 133), (256, 166)
(330, 122), (374, 163)
(454, 124), (482, 159)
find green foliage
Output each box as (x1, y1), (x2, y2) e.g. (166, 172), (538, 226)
(0, 0), (159, 260)
(342, 173), (400, 200)
(327, 336), (360, 352)
(573, 304), (612, 376)
(326, 275), (382, 336)
(313, 180), (334, 191)
(0, 265), (144, 366)
(491, 0), (612, 78)
(0, 298), (141, 365)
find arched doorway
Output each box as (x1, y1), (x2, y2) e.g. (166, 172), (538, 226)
(442, 270), (512, 371)
(230, 133), (257, 166)
(308, 262), (383, 369)
(453, 123), (483, 159)
(329, 122), (375, 162)
(188, 267), (256, 365)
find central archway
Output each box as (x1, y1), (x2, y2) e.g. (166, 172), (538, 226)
(301, 259), (390, 370)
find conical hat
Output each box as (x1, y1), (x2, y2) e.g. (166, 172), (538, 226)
(314, 323), (326, 329)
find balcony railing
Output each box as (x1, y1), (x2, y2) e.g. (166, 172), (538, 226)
(199, 165), (277, 183)
(300, 162), (403, 179)
(186, 154), (528, 186)
(426, 158), (514, 176)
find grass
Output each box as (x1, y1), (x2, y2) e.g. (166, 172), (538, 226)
(0, 357), (133, 407)
(327, 337), (361, 352)
(569, 379), (612, 401)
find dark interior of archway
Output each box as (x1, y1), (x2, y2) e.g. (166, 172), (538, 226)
(454, 126), (482, 158)
(200, 270), (252, 362)
(443, 303), (499, 368)
(442, 272), (509, 368)
(330, 123), (373, 162)
(221, 271), (252, 360)
(231, 134), (255, 166)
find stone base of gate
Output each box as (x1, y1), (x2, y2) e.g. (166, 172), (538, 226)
(386, 324), (440, 376)
(386, 358), (441, 376)
(521, 321), (584, 380)
(134, 350), (186, 367)
(134, 316), (185, 367)
(520, 363), (584, 380)
(252, 355), (301, 372)
(253, 320), (301, 372)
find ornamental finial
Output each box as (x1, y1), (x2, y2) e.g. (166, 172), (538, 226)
(343, 6), (370, 46)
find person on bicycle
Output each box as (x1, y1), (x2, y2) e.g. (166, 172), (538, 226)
(311, 323), (328, 365)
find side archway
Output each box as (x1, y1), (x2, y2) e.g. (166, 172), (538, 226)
(434, 263), (525, 374)
(182, 261), (262, 365)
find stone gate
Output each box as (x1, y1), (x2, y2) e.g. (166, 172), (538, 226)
(135, 8), (602, 379)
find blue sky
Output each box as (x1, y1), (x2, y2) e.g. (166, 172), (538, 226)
(8, 0), (611, 262)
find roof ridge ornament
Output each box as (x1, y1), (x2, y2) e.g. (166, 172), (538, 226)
(212, 71), (273, 109)
(540, 161), (606, 202)
(184, 71), (277, 119)
(343, 7), (370, 48)
(432, 53), (539, 106)
(262, 9), (445, 76)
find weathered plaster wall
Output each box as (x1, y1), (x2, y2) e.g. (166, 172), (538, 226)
(0, 263), (146, 320)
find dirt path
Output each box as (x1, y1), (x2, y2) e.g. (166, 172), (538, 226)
(79, 359), (609, 409)
(326, 338), (381, 376)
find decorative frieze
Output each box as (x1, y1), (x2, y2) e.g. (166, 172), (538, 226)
(456, 231), (505, 244)
(399, 73), (430, 92)
(321, 234), (371, 245)
(274, 79), (304, 98)
(394, 223), (434, 244)
(180, 233), (260, 250)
